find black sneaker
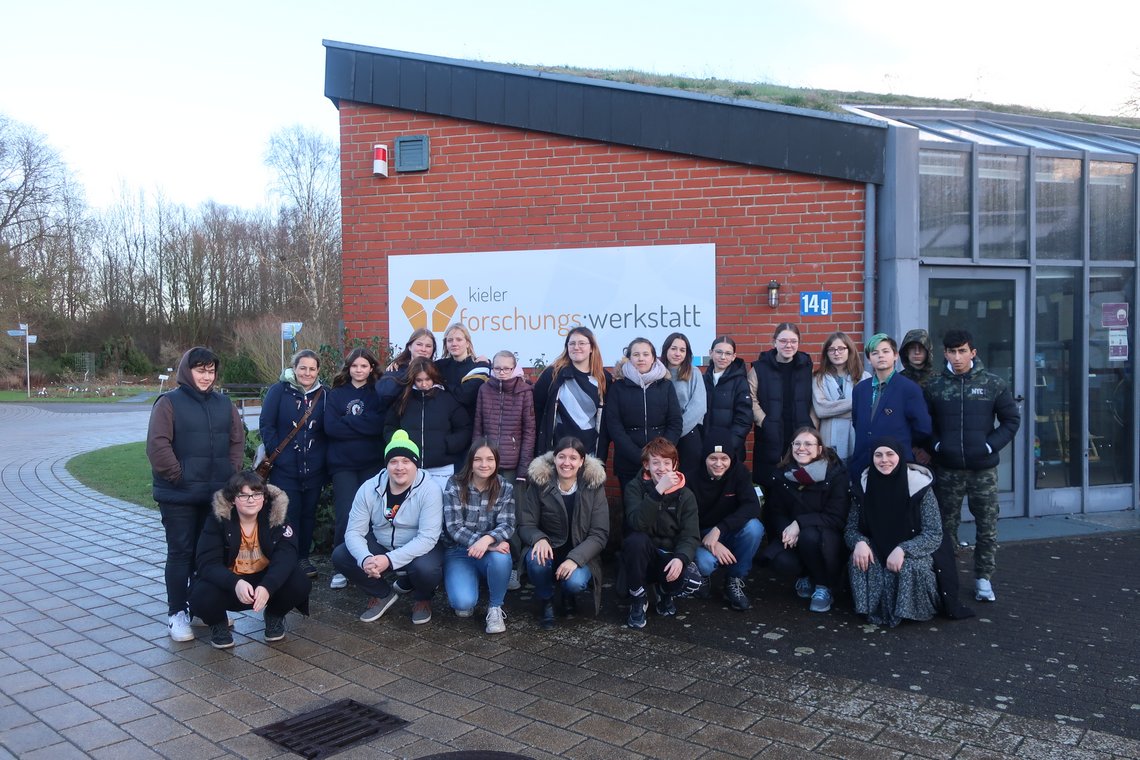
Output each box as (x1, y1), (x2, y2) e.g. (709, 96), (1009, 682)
(655, 586), (676, 617)
(299, 558), (318, 579)
(627, 594), (648, 629)
(264, 614), (286, 642)
(724, 576), (751, 611)
(209, 622), (234, 649)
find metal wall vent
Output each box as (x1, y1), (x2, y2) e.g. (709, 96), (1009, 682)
(395, 135), (430, 172)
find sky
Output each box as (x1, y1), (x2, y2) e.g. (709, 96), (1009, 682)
(3, 1), (1139, 211)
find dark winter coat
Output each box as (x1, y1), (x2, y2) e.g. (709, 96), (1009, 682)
(436, 355), (491, 415)
(924, 357), (1020, 471)
(323, 382), (385, 475)
(689, 459), (761, 535)
(762, 459), (850, 563)
(850, 373), (931, 482)
(472, 374), (536, 474)
(702, 358), (753, 458)
(195, 485), (309, 615)
(519, 452), (610, 613)
(258, 375), (327, 489)
(605, 375), (682, 478)
(624, 475), (700, 564)
(375, 366), (408, 415)
(147, 352), (244, 506)
(383, 386), (473, 469)
(749, 350), (815, 470)
(533, 364), (612, 458)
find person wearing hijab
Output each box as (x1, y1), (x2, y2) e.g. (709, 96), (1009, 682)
(845, 437), (942, 628)
(689, 430), (763, 611)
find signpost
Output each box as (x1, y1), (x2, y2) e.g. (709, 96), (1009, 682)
(6, 323), (33, 398)
(280, 322), (303, 370)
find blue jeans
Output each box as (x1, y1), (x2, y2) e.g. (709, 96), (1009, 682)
(694, 518), (764, 579)
(443, 546), (512, 612)
(525, 552), (592, 601)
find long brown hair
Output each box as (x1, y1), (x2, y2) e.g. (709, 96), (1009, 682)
(332, 347), (380, 388)
(549, 326), (608, 395)
(814, 332), (863, 381)
(660, 332), (694, 381)
(455, 439), (501, 508)
(397, 356), (442, 416)
(390, 328), (438, 369)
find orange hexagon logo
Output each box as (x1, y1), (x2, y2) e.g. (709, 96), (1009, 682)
(401, 279), (457, 331)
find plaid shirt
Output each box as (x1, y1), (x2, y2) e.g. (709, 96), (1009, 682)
(442, 477), (516, 548)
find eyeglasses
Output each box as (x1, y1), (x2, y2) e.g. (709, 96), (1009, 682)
(828, 346), (849, 354)
(791, 441), (819, 449)
(776, 338), (799, 346)
(567, 341), (590, 348)
(492, 366), (514, 373)
(235, 492), (264, 502)
(712, 350), (734, 357)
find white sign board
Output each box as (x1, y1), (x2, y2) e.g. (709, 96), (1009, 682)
(387, 244), (716, 366)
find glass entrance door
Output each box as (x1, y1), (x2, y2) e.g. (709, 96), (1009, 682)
(922, 270), (1027, 518)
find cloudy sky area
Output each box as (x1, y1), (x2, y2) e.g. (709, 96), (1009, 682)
(4, 0), (1138, 210)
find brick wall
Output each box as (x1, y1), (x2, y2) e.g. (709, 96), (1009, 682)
(339, 102), (866, 363)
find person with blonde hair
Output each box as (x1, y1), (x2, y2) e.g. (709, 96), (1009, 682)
(436, 322), (491, 418)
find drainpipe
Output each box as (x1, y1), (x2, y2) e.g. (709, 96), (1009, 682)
(863, 182), (876, 334)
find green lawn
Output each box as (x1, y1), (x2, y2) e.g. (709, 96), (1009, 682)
(0, 387), (152, 403)
(67, 441), (155, 508)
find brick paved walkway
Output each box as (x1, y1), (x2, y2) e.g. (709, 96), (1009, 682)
(1, 404), (1138, 759)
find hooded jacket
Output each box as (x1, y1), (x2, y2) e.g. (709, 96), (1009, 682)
(259, 368), (327, 488)
(624, 472), (700, 564)
(924, 356), (1020, 471)
(519, 452), (610, 613)
(383, 385), (473, 469)
(702, 357), (753, 456)
(899, 329), (936, 388)
(194, 484), (308, 614)
(344, 468), (444, 570)
(436, 354), (491, 415)
(472, 371), (536, 474)
(147, 350), (244, 505)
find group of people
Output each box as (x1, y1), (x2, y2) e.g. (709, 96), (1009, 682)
(146, 319), (1018, 647)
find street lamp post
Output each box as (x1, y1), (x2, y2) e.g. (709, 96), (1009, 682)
(6, 323), (34, 398)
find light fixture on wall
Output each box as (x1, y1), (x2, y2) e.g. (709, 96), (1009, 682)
(767, 280), (780, 308)
(372, 144), (389, 178)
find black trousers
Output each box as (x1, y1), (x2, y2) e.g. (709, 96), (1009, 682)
(767, 525), (844, 588)
(331, 535), (443, 602)
(622, 531), (687, 596)
(189, 565), (311, 625)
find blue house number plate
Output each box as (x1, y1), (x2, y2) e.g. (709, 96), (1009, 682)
(800, 291), (832, 316)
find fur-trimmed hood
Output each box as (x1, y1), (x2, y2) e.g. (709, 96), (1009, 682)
(527, 451), (607, 490)
(859, 463), (933, 496)
(211, 483), (289, 525)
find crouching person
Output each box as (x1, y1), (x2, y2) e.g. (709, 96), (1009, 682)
(622, 437), (702, 629)
(332, 430), (444, 625)
(190, 471), (311, 649)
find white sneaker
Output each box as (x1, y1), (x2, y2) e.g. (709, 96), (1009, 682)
(329, 573), (348, 589)
(507, 569), (521, 591)
(168, 611), (194, 642)
(485, 606), (507, 634)
(975, 578), (996, 602)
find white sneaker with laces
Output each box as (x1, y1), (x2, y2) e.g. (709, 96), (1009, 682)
(329, 573), (348, 589)
(168, 610), (194, 642)
(975, 578), (996, 602)
(485, 606), (506, 634)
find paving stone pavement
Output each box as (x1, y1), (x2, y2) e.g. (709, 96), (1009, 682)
(1, 403), (1138, 759)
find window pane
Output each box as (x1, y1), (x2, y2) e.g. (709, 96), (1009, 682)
(920, 150), (970, 259)
(1034, 268), (1082, 488)
(1089, 162), (1135, 262)
(1035, 157), (1082, 260)
(1088, 268), (1133, 486)
(978, 154), (1027, 259)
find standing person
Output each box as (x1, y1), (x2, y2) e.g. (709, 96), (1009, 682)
(606, 337), (682, 490)
(661, 333), (707, 475)
(622, 438), (702, 629)
(435, 322), (491, 420)
(189, 471), (311, 648)
(748, 323), (816, 489)
(441, 441), (515, 633)
(689, 431), (763, 611)
(850, 334), (932, 483)
(473, 350), (536, 483)
(377, 328), (437, 413)
(384, 357), (473, 488)
(764, 427), (850, 613)
(924, 329), (1020, 603)
(519, 437), (609, 628)
(259, 349), (327, 580)
(812, 332), (868, 463)
(533, 327), (611, 459)
(331, 430), (445, 625)
(147, 347), (245, 642)
(899, 329), (936, 389)
(324, 348), (385, 591)
(846, 438), (942, 628)
(702, 336), (753, 466)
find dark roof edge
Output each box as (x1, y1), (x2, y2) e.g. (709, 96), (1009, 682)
(323, 39), (887, 185)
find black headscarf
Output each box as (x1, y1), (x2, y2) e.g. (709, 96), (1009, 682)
(859, 437), (920, 561)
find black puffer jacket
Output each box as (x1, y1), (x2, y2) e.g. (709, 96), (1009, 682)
(605, 375), (681, 478)
(924, 358), (1020, 470)
(702, 358), (753, 457)
(383, 386), (473, 469)
(764, 459), (850, 542)
(436, 355), (490, 415)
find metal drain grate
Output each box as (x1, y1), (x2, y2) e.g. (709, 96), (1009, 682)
(253, 698), (408, 759)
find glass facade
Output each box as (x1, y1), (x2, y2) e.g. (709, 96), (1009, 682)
(1088, 269), (1134, 486)
(919, 150), (970, 259)
(978, 153), (1027, 259)
(1089, 162), (1135, 262)
(1034, 268), (1083, 489)
(1035, 157), (1082, 261)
